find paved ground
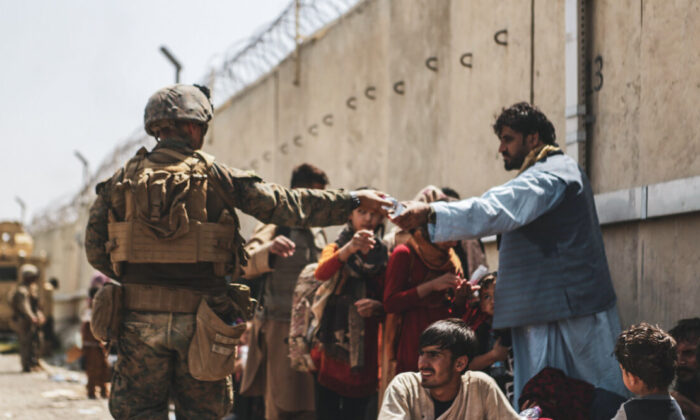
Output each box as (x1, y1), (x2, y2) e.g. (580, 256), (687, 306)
(0, 353), (110, 419)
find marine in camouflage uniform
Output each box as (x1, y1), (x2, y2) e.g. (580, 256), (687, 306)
(85, 84), (389, 419)
(11, 264), (44, 372)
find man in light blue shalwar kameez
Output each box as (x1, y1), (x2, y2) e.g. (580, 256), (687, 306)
(393, 102), (628, 407)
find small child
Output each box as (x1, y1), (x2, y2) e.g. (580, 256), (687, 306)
(462, 273), (513, 400)
(612, 323), (684, 420)
(81, 286), (110, 399)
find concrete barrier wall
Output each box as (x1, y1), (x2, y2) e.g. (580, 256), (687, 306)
(32, 208), (91, 332)
(30, 0), (699, 332)
(207, 0), (700, 330)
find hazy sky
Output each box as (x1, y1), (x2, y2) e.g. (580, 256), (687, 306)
(0, 0), (289, 222)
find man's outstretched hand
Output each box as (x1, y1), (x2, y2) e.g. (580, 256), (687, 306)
(352, 190), (393, 216)
(390, 200), (432, 231)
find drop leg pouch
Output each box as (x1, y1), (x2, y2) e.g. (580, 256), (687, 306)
(188, 298), (247, 381)
(90, 281), (123, 342)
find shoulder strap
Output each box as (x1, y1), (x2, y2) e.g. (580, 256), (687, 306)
(206, 165), (237, 213)
(123, 147), (148, 180)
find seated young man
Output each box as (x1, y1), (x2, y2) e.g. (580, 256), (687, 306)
(378, 319), (520, 420)
(612, 323), (684, 420)
(669, 318), (700, 420)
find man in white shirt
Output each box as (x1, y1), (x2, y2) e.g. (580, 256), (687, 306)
(379, 319), (520, 420)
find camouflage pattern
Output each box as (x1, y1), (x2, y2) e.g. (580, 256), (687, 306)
(110, 310), (233, 419)
(85, 138), (354, 418)
(85, 144), (354, 281)
(144, 84), (213, 136)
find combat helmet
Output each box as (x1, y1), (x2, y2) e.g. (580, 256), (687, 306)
(144, 84), (214, 137)
(19, 264), (39, 280)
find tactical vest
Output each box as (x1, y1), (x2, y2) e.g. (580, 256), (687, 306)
(105, 147), (243, 278)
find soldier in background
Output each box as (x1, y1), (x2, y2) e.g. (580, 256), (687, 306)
(85, 84), (390, 419)
(11, 264), (45, 372)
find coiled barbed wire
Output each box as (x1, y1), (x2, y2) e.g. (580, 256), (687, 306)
(206, 0), (359, 103)
(30, 0), (360, 231)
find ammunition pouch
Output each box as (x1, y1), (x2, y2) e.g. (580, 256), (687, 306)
(188, 299), (247, 381)
(91, 281), (124, 342)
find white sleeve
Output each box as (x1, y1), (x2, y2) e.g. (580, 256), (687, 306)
(378, 376), (414, 420)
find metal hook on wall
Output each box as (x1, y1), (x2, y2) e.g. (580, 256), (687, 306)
(346, 96), (357, 110)
(279, 143), (289, 154)
(393, 81), (405, 95)
(322, 114), (334, 126)
(365, 86), (376, 100)
(494, 29), (508, 46)
(263, 151), (272, 162)
(425, 57), (438, 72)
(293, 135), (303, 147)
(460, 53), (473, 68)
(308, 124), (319, 136)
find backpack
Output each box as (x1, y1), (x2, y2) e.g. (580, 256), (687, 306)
(288, 262), (340, 372)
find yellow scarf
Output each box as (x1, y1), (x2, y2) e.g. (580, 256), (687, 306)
(518, 144), (562, 175)
(407, 229), (463, 276)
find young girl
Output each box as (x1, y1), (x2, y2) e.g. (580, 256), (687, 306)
(383, 227), (464, 375)
(463, 273), (514, 399)
(311, 197), (387, 420)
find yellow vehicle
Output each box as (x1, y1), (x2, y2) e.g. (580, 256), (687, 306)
(0, 221), (51, 333)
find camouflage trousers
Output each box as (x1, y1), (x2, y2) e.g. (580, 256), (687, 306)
(16, 321), (40, 371)
(110, 311), (233, 420)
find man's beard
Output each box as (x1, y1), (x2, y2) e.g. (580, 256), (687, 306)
(503, 155), (525, 171)
(675, 369), (700, 397)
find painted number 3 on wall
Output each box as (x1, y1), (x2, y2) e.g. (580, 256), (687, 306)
(592, 55), (603, 92)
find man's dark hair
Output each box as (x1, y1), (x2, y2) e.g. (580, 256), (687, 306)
(49, 277), (59, 289)
(478, 272), (497, 290)
(419, 319), (478, 361)
(669, 318), (700, 344)
(614, 323), (677, 391)
(290, 163), (329, 188)
(441, 187), (460, 200)
(493, 102), (556, 145)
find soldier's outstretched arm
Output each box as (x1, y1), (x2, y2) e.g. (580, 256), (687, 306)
(85, 183), (118, 279)
(212, 164), (390, 227)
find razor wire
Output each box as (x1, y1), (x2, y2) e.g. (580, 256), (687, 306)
(30, 0), (360, 231)
(204, 0), (360, 103)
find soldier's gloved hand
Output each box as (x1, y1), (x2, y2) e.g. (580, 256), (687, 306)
(270, 235), (296, 258)
(352, 190), (393, 216)
(391, 200), (431, 231)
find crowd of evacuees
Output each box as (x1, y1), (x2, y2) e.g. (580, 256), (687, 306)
(64, 101), (697, 420)
(227, 103), (699, 420)
(228, 165), (698, 420)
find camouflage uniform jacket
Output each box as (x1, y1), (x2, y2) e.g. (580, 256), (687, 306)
(85, 141), (353, 291)
(12, 284), (40, 322)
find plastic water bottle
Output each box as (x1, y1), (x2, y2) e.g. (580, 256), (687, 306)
(519, 406), (542, 418)
(382, 197), (406, 218)
(490, 361), (506, 377)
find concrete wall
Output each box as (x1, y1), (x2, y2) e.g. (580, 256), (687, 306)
(27, 0), (699, 333)
(586, 0), (700, 329)
(206, 0), (700, 331)
(32, 208), (92, 334)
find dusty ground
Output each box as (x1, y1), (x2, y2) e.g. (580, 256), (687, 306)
(0, 353), (110, 419)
